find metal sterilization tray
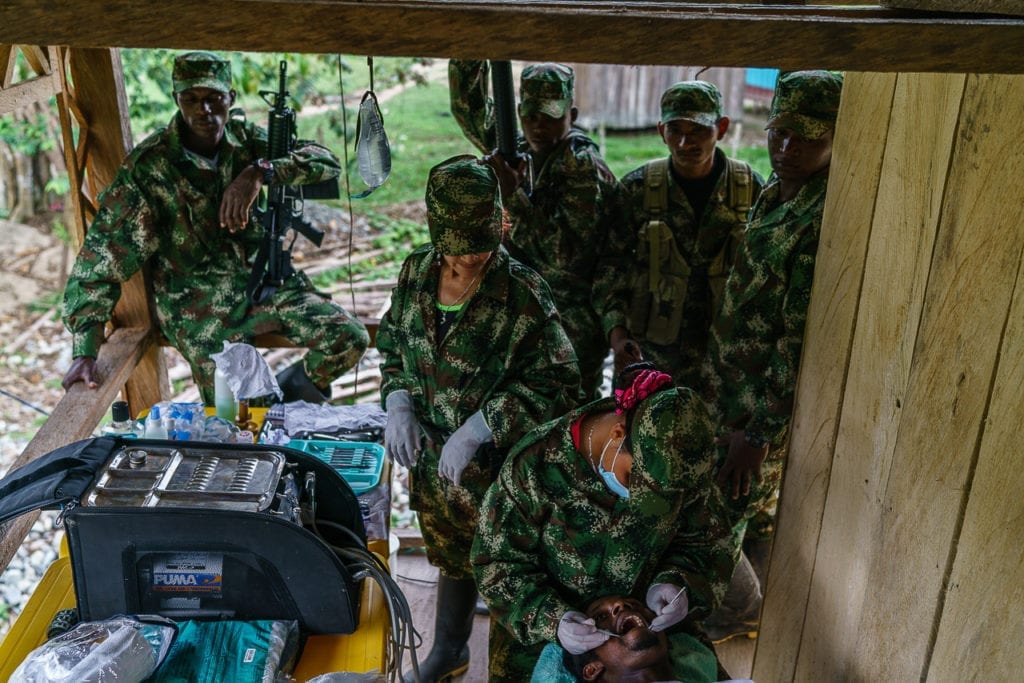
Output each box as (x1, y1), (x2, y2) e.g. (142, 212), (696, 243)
(84, 444), (286, 512)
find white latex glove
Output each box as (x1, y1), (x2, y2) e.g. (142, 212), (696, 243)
(384, 391), (422, 468)
(646, 583), (688, 632)
(438, 410), (492, 486)
(557, 610), (611, 655)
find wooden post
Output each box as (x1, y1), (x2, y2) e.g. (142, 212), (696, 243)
(58, 47), (167, 415)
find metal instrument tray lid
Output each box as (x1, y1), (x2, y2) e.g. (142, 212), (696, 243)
(84, 444), (286, 512)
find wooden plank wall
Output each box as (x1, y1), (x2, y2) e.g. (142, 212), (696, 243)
(755, 71), (1024, 680)
(571, 65), (746, 131)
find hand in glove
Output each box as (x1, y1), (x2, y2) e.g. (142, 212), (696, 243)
(646, 583), (688, 632)
(438, 410), (492, 486)
(557, 610), (610, 655)
(384, 390), (422, 468)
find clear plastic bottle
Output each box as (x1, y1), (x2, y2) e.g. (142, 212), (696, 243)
(214, 368), (236, 422)
(101, 401), (138, 439)
(144, 405), (169, 440)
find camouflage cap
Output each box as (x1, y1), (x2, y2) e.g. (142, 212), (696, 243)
(172, 51), (231, 94)
(519, 63), (574, 118)
(660, 81), (723, 127)
(425, 155), (502, 256)
(629, 387), (715, 492)
(766, 70), (844, 140)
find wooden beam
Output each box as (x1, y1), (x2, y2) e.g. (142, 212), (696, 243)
(753, 71), (898, 679)
(0, 2), (1023, 73)
(0, 326), (153, 572)
(0, 45), (14, 88)
(0, 73), (56, 114)
(850, 73), (1024, 679)
(64, 48), (167, 415)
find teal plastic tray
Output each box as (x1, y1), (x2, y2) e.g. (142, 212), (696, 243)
(289, 440), (385, 494)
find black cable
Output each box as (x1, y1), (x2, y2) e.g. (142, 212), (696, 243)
(0, 388), (50, 416)
(335, 54), (360, 398)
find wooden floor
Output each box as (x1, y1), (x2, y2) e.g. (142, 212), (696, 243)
(393, 550), (755, 682)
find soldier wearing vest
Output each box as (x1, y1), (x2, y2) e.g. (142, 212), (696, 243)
(607, 81), (763, 391)
(449, 60), (628, 399)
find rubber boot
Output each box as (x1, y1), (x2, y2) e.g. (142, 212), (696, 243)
(703, 551), (762, 643)
(404, 575), (476, 683)
(275, 361), (331, 404)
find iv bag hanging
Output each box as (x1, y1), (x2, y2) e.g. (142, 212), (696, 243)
(351, 89), (392, 198)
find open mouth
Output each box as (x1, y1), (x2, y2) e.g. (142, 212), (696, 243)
(614, 612), (648, 636)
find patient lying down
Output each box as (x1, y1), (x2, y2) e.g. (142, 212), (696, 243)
(562, 595), (677, 683)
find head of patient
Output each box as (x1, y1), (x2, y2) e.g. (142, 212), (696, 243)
(563, 595), (675, 682)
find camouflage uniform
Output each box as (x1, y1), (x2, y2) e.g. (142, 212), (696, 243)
(702, 71), (843, 526)
(609, 82), (762, 391)
(449, 60), (629, 398)
(377, 156), (580, 580)
(473, 389), (736, 681)
(62, 52), (368, 402)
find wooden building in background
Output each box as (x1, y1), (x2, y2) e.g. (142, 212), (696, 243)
(1, 1), (1023, 680)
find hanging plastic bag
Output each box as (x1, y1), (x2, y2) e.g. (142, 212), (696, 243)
(351, 90), (391, 198)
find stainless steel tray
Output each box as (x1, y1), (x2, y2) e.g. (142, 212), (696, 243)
(84, 445), (286, 512)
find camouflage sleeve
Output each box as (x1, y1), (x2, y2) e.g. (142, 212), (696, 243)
(375, 254), (419, 408)
(473, 456), (574, 645)
(652, 489), (737, 618)
(480, 275), (580, 448)
(596, 169), (643, 336)
(244, 120), (341, 185)
(746, 228), (818, 445)
(61, 168), (161, 358)
(448, 59), (496, 154)
(589, 176), (633, 339)
(644, 392), (737, 616)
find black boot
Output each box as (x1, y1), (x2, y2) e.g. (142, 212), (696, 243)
(275, 362), (331, 404)
(404, 576), (476, 683)
(703, 551), (762, 643)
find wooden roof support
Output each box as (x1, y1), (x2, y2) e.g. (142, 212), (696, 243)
(0, 2), (1023, 74)
(51, 47), (168, 416)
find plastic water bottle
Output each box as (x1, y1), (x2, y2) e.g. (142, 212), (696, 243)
(101, 401), (138, 439)
(144, 405), (169, 440)
(214, 368), (236, 422)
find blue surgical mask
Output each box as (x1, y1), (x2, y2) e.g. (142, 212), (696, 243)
(598, 438), (629, 499)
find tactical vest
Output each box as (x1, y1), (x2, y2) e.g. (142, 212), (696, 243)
(628, 156), (753, 346)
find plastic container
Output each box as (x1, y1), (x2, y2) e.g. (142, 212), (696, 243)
(214, 368), (236, 422)
(288, 441), (385, 494)
(143, 406), (169, 440)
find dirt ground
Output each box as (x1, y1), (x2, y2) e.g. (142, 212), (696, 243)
(0, 218), (74, 471)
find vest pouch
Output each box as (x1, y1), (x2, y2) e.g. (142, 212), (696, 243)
(645, 270), (688, 346)
(631, 220), (690, 346)
(626, 269), (653, 338)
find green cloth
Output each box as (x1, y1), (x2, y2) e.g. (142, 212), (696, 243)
(149, 619), (298, 683)
(449, 59), (630, 397)
(377, 244), (580, 577)
(61, 112), (368, 402)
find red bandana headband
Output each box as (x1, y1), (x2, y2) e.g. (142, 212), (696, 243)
(614, 369), (673, 415)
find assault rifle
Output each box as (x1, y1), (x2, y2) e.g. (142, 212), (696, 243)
(490, 60), (524, 166)
(246, 61), (339, 306)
